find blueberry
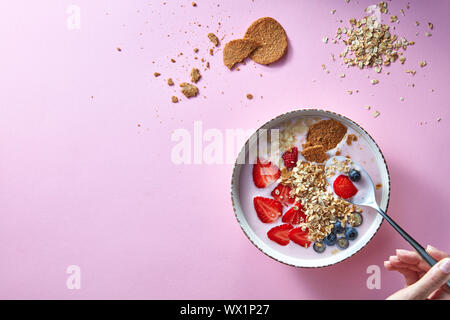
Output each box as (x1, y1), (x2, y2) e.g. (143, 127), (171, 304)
(313, 241), (326, 253)
(323, 233), (337, 246)
(336, 237), (349, 249)
(350, 212), (363, 227)
(349, 169), (361, 182)
(333, 221), (345, 234)
(345, 227), (358, 240)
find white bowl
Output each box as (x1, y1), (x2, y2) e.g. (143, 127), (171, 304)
(231, 109), (391, 268)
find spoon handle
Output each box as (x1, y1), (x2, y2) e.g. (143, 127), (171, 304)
(375, 207), (450, 289)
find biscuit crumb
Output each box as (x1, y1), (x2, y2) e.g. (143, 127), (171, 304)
(346, 134), (358, 145)
(246, 93), (253, 100)
(116, 47), (122, 52)
(180, 82), (199, 98)
(167, 78), (174, 86)
(192, 2), (197, 7)
(375, 183), (382, 190)
(193, 48), (199, 53)
(171, 96), (179, 103)
(154, 72), (161, 77)
(170, 58), (176, 63)
(301, 145), (328, 163)
(209, 48), (214, 55)
(208, 33), (219, 47)
(190, 68), (201, 83)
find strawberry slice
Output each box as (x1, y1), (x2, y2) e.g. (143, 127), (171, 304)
(333, 175), (358, 199)
(271, 183), (295, 206)
(282, 147), (298, 169)
(267, 224), (293, 246)
(252, 158), (281, 188)
(289, 227), (312, 248)
(282, 203), (306, 225)
(253, 197), (282, 223)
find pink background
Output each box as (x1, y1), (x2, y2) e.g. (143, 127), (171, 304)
(0, 0), (449, 299)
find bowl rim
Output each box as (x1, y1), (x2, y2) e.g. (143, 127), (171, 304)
(230, 108), (391, 268)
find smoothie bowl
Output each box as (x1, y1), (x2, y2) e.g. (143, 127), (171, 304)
(230, 109), (390, 268)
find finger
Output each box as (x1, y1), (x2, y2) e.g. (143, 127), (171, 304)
(388, 255), (422, 272)
(406, 257), (450, 300)
(426, 245), (449, 260)
(396, 249), (429, 271)
(395, 267), (421, 286)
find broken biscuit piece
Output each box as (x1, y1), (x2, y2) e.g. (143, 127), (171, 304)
(208, 33), (219, 47)
(301, 145), (328, 163)
(223, 39), (260, 69)
(180, 82), (199, 98)
(304, 119), (347, 151)
(190, 68), (201, 83)
(244, 17), (288, 65)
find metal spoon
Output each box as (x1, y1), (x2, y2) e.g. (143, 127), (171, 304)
(325, 156), (449, 288)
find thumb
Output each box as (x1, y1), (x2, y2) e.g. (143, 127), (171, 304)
(408, 257), (450, 299)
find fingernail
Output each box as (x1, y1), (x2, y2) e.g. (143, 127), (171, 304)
(439, 258), (450, 274)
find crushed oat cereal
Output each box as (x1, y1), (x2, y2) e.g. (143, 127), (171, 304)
(280, 160), (359, 242)
(335, 2), (413, 71)
(180, 82), (199, 98)
(190, 68), (201, 83)
(208, 33), (220, 47)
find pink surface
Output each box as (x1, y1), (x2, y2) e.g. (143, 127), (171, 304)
(0, 0), (449, 299)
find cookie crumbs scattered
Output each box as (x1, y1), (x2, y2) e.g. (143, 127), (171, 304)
(171, 96), (179, 103)
(375, 183), (382, 190)
(154, 72), (161, 77)
(193, 48), (199, 53)
(322, 36), (328, 44)
(372, 111), (380, 118)
(364, 105), (371, 110)
(180, 82), (199, 98)
(340, 73), (345, 78)
(399, 56), (406, 64)
(347, 90), (353, 95)
(425, 32), (432, 37)
(190, 68), (201, 83)
(246, 93), (253, 100)
(390, 15), (398, 23)
(167, 78), (174, 86)
(428, 22), (433, 29)
(192, 2), (197, 6)
(208, 33), (220, 47)
(170, 58), (176, 63)
(437, 117), (441, 122)
(419, 60), (427, 67)
(209, 48), (214, 55)
(116, 47), (122, 52)
(371, 79), (379, 85)
(331, 9), (336, 14)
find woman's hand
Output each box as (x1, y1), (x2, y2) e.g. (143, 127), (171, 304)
(384, 245), (450, 300)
